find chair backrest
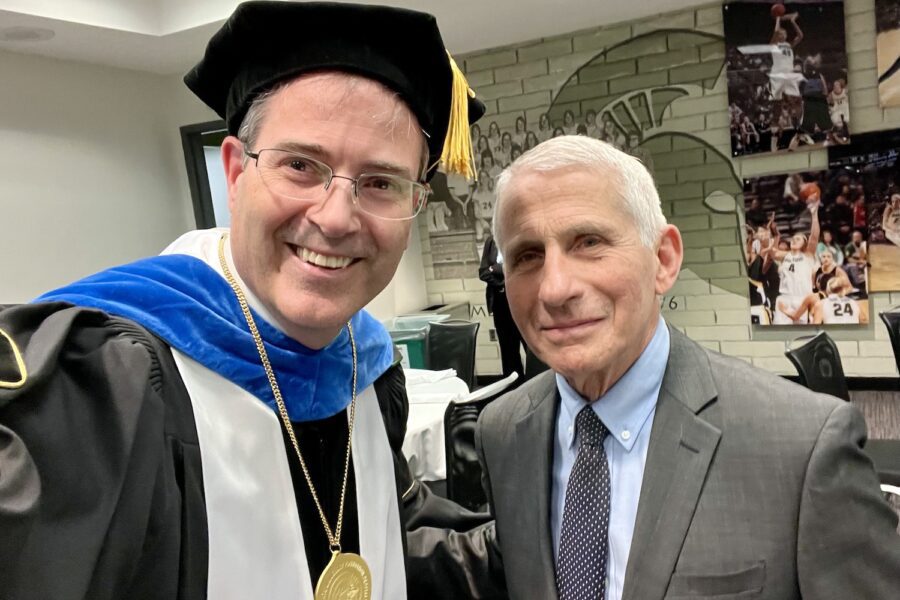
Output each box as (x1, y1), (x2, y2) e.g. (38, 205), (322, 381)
(442, 374), (517, 511)
(784, 331), (850, 401)
(427, 320), (479, 390)
(524, 347), (550, 382)
(879, 308), (900, 376)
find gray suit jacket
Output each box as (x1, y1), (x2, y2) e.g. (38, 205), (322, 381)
(410, 327), (900, 599)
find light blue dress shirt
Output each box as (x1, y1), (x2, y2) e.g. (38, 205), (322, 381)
(551, 317), (669, 600)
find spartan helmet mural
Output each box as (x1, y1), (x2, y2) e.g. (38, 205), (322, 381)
(547, 29), (746, 295)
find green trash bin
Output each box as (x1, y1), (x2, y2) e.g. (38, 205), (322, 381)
(389, 328), (428, 368)
(386, 314), (450, 368)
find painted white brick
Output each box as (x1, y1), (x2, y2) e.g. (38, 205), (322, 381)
(549, 50), (605, 74)
(632, 11), (695, 36)
(476, 344), (499, 359)
(685, 326), (750, 341)
(463, 278), (487, 292)
(669, 278), (711, 296)
(846, 12), (875, 36)
(715, 310), (750, 325)
(695, 6), (722, 27)
(663, 310), (716, 326)
(721, 341), (786, 357)
(517, 38), (573, 62)
(441, 291), (482, 305)
(464, 69), (494, 88)
(427, 294), (443, 306)
(465, 50), (517, 72)
(478, 358), (503, 375)
(844, 0), (871, 16)
(834, 341), (859, 357)
(686, 295), (749, 310)
(671, 95), (728, 118)
(427, 279), (464, 293)
(842, 357), (898, 376)
(495, 60), (549, 83)
(698, 341), (722, 353)
(859, 341), (894, 357)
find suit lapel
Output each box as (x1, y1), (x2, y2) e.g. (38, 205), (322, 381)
(513, 374), (560, 600)
(622, 328), (722, 600)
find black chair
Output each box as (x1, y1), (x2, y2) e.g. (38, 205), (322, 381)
(427, 320), (479, 390)
(443, 372), (518, 511)
(879, 307), (900, 375)
(872, 308), (900, 488)
(784, 331), (850, 401)
(787, 331), (900, 488)
(524, 347), (550, 382)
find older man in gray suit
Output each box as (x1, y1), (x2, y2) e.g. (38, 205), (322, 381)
(408, 135), (900, 599)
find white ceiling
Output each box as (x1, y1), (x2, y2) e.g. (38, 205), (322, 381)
(0, 0), (694, 75)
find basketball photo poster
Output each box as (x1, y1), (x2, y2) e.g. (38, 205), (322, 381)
(829, 128), (900, 292)
(743, 169), (869, 326)
(723, 0), (850, 157)
(876, 0), (900, 107)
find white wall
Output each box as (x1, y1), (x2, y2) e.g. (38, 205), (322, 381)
(0, 48), (428, 316)
(0, 50), (203, 301)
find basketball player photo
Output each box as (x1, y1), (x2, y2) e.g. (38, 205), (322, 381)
(828, 128), (900, 292)
(743, 169), (870, 326)
(724, 1), (850, 156)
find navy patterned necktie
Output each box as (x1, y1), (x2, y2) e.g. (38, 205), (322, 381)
(556, 406), (612, 600)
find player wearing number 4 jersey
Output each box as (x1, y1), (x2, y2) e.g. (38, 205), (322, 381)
(764, 191), (821, 324)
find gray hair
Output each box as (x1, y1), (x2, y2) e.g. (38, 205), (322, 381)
(237, 71), (430, 178)
(492, 135), (666, 249)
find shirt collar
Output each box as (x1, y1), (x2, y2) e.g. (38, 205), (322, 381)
(556, 316), (669, 452)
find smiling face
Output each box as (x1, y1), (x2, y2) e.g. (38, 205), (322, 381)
(498, 166), (681, 399)
(222, 73), (423, 348)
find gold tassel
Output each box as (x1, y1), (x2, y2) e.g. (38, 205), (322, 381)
(440, 51), (477, 181)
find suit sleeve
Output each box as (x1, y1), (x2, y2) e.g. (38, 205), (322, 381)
(797, 401), (900, 597)
(403, 405), (507, 599)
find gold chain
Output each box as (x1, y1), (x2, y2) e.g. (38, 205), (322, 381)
(217, 233), (357, 551)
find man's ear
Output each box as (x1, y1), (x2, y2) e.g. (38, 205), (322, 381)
(221, 135), (245, 212)
(655, 224), (684, 295)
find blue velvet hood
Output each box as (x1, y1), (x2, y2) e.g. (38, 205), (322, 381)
(36, 254), (394, 422)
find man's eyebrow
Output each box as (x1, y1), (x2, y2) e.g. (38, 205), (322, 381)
(262, 141), (412, 179)
(359, 160), (414, 179)
(270, 140), (326, 155)
(504, 238), (542, 259)
(568, 224), (616, 244)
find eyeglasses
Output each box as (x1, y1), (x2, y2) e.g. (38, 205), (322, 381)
(244, 148), (430, 221)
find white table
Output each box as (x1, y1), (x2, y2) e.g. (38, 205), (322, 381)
(402, 369), (469, 481)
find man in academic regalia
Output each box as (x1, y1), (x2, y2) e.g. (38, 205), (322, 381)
(0, 2), (487, 598)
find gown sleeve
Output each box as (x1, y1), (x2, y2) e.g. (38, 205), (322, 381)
(0, 303), (208, 600)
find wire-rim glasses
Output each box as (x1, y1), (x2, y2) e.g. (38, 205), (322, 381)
(244, 147), (430, 221)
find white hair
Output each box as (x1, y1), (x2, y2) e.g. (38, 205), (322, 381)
(492, 135), (666, 249)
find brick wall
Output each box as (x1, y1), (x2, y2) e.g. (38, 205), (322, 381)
(417, 0), (900, 377)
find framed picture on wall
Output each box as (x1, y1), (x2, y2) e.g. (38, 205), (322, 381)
(743, 169), (869, 326)
(723, 0), (850, 157)
(828, 128), (900, 291)
(876, 0), (900, 106)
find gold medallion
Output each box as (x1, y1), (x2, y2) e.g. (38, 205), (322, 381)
(315, 551), (371, 600)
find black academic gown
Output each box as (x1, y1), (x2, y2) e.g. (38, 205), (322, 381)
(0, 302), (490, 599)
